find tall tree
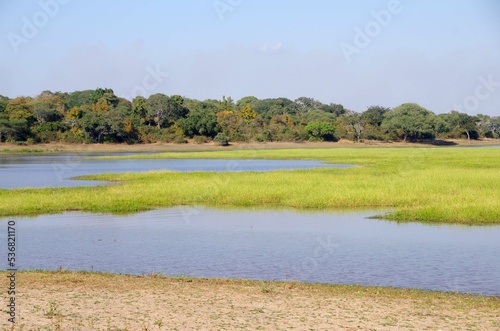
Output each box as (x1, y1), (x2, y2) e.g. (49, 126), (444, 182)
(91, 88), (119, 107)
(381, 103), (437, 141)
(447, 111), (478, 140)
(132, 96), (148, 125)
(361, 106), (390, 127)
(341, 111), (364, 141)
(178, 109), (219, 137)
(146, 93), (169, 128)
(80, 110), (124, 143)
(167, 95), (189, 121)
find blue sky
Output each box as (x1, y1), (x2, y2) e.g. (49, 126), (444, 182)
(1, 0), (499, 116)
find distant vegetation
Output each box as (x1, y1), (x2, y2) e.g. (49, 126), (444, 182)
(0, 89), (498, 144)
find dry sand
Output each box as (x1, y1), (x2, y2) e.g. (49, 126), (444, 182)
(2, 272), (499, 331)
(1, 138), (499, 154)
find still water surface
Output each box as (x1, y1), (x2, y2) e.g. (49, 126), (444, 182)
(0, 154), (350, 189)
(2, 208), (499, 295)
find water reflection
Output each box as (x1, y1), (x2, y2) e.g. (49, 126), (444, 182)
(0, 154), (351, 189)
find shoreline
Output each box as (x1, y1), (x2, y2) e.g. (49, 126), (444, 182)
(3, 271), (499, 330)
(1, 138), (499, 154)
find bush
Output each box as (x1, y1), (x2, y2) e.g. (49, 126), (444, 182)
(193, 135), (208, 144)
(157, 127), (185, 143)
(213, 133), (229, 146)
(173, 136), (188, 144)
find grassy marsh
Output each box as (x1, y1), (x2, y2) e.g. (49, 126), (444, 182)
(0, 147), (499, 224)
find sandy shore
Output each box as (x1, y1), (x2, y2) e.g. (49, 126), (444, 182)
(2, 272), (499, 331)
(1, 139), (499, 154)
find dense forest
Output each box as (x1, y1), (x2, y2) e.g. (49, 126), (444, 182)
(0, 89), (498, 145)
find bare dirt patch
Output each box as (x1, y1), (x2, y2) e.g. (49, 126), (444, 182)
(3, 272), (499, 331)
(1, 139), (499, 154)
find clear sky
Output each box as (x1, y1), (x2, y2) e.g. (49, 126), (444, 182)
(1, 0), (499, 116)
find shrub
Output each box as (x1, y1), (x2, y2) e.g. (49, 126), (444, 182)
(193, 135), (208, 144)
(213, 133), (229, 146)
(173, 136), (188, 144)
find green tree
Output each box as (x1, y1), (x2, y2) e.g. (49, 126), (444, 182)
(146, 93), (169, 128)
(321, 103), (346, 117)
(63, 90), (94, 109)
(132, 96), (148, 125)
(447, 111), (478, 140)
(361, 106), (390, 127)
(80, 110), (125, 143)
(476, 114), (500, 138)
(115, 98), (132, 116)
(295, 97), (324, 112)
(236, 96), (258, 110)
(304, 121), (336, 141)
(167, 95), (189, 121)
(0, 95), (9, 113)
(33, 105), (64, 124)
(178, 109), (219, 138)
(252, 98), (300, 117)
(5, 97), (35, 123)
(3, 97), (36, 141)
(381, 103), (437, 141)
(340, 111), (364, 141)
(33, 91), (65, 113)
(33, 122), (66, 143)
(301, 110), (336, 123)
(91, 88), (119, 107)
(0, 118), (32, 142)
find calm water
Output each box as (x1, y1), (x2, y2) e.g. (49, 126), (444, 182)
(0, 154), (350, 189)
(2, 208), (499, 296)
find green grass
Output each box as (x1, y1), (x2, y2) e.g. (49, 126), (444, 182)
(0, 148), (49, 153)
(1, 147), (499, 225)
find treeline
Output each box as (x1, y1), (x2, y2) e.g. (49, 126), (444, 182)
(0, 89), (499, 145)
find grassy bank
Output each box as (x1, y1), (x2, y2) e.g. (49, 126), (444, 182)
(0, 147), (499, 224)
(3, 271), (499, 331)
